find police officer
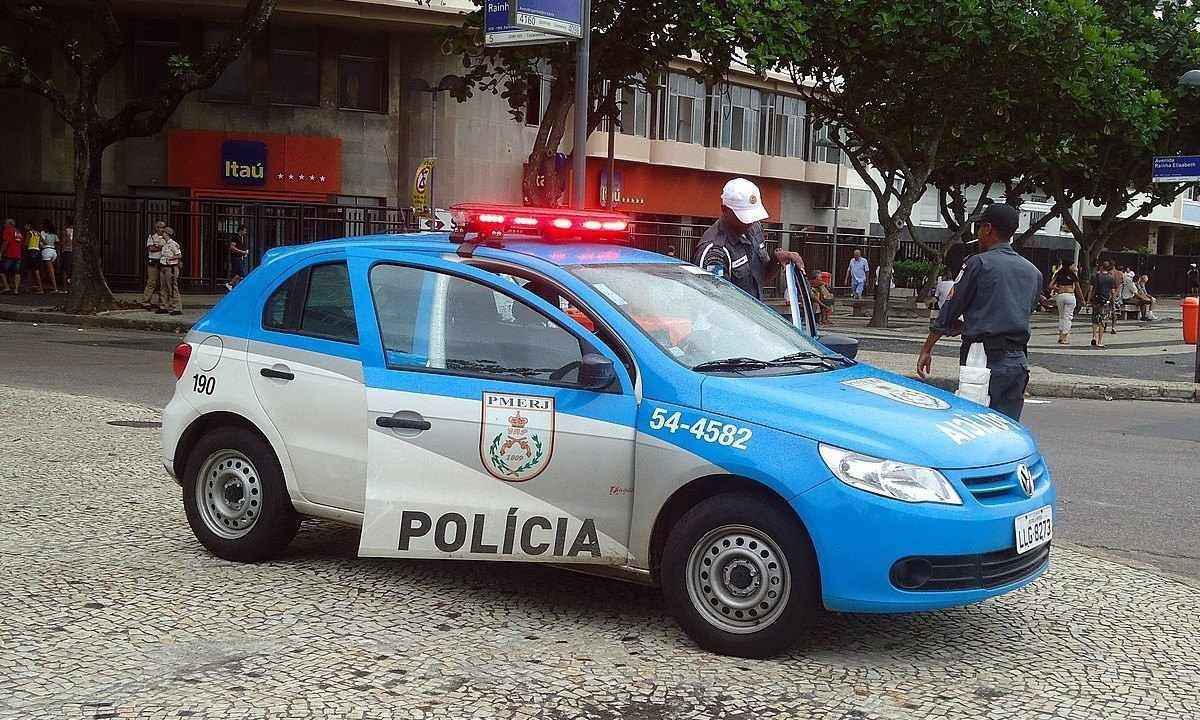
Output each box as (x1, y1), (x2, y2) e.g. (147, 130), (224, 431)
(916, 203), (1042, 421)
(693, 178), (804, 298)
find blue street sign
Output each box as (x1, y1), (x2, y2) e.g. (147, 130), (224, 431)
(510, 0), (582, 38)
(1152, 155), (1200, 183)
(485, 0), (565, 46)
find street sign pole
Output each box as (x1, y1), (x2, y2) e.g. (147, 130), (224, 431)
(571, 0), (591, 209)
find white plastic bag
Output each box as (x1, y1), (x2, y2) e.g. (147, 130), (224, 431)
(956, 343), (991, 405)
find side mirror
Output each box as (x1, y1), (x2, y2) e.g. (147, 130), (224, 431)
(578, 352), (617, 390)
(818, 332), (859, 360)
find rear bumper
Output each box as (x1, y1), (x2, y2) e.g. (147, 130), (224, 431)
(160, 393), (199, 485)
(792, 458), (1055, 614)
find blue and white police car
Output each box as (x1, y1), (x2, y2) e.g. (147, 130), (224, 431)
(161, 203), (1054, 658)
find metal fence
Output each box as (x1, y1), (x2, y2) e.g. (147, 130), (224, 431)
(0, 191), (422, 290)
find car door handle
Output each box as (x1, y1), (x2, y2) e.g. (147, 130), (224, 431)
(376, 415), (431, 431)
(260, 367), (294, 381)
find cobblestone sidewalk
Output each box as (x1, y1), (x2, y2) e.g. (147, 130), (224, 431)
(1, 385), (1197, 720)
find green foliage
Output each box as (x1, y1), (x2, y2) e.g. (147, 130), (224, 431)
(167, 54), (193, 78)
(892, 260), (935, 289)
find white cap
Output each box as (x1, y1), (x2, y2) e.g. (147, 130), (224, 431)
(721, 178), (769, 224)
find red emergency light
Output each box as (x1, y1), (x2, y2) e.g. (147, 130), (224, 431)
(449, 203), (632, 245)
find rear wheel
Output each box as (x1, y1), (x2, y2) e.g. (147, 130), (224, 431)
(661, 492), (818, 658)
(182, 427), (298, 562)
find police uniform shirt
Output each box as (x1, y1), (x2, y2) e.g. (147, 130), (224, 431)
(693, 220), (771, 298)
(932, 242), (1042, 359)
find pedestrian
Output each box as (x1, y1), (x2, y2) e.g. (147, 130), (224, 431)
(1133, 274), (1157, 321)
(693, 178), (804, 298)
(59, 218), (74, 288)
(1109, 263), (1126, 334)
(225, 227), (250, 291)
(23, 222), (44, 294)
(844, 248), (869, 299)
(1050, 260), (1080, 344)
(810, 269), (835, 325)
(141, 220), (166, 310)
(1, 219), (22, 294)
(1090, 260), (1117, 348)
(933, 270), (955, 310)
(1187, 263), (1199, 296)
(39, 219), (61, 294)
(916, 203), (1041, 421)
(158, 227), (183, 316)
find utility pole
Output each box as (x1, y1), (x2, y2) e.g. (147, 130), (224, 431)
(571, 0), (591, 209)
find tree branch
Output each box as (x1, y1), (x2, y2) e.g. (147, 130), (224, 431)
(103, 0), (278, 141)
(0, 45), (73, 122)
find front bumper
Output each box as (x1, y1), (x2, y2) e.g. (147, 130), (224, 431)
(792, 456), (1055, 613)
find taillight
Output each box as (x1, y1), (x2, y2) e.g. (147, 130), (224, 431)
(173, 343), (192, 379)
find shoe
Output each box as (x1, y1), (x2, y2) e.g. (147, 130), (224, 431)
(155, 309), (167, 314)
(142, 304), (153, 310)
(1091, 339), (1097, 346)
(169, 310), (182, 316)
(224, 283), (232, 291)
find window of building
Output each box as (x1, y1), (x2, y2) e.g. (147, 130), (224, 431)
(663, 72), (705, 144)
(811, 124), (842, 165)
(813, 187), (851, 209)
(619, 85), (650, 137)
(270, 26), (320, 107)
(201, 26), (251, 103)
(710, 83), (760, 152)
(523, 70), (554, 126)
(338, 55), (386, 112)
(764, 95), (806, 158)
(131, 21), (181, 98)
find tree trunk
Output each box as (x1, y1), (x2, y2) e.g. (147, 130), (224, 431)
(522, 78), (574, 207)
(870, 222), (901, 328)
(64, 130), (117, 314)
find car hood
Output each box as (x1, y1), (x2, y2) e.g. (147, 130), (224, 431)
(700, 364), (1037, 469)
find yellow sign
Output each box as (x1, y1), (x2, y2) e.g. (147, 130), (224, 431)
(412, 157), (436, 215)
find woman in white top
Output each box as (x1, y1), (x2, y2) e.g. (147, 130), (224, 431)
(39, 219), (61, 294)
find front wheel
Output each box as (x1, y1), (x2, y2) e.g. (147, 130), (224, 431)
(182, 427), (299, 562)
(660, 492), (818, 658)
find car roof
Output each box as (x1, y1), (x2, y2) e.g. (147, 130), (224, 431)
(260, 233), (683, 268)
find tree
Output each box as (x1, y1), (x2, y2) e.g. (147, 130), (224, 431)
(442, 0), (794, 206)
(1040, 0), (1200, 290)
(0, 0), (278, 313)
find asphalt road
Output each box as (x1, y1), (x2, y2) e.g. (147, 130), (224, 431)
(3, 319), (1197, 579)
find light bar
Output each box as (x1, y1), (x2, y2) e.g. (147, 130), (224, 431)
(449, 203), (632, 245)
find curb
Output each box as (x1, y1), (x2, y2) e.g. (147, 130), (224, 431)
(0, 307), (191, 334)
(907, 372), (1196, 403)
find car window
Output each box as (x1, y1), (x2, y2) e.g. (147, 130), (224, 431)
(369, 264), (425, 359)
(370, 264), (586, 385)
(263, 272), (302, 330)
(299, 263), (357, 343)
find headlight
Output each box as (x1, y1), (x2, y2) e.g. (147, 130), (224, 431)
(818, 444), (961, 505)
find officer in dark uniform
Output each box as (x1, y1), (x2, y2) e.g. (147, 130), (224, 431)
(916, 203), (1042, 421)
(693, 178), (804, 298)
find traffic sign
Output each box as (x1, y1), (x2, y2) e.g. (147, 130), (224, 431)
(485, 0), (566, 47)
(510, 0), (583, 38)
(1152, 155), (1200, 182)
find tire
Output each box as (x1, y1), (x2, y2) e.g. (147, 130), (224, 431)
(660, 492), (818, 658)
(182, 426), (299, 562)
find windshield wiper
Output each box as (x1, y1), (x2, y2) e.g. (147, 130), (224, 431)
(691, 357), (773, 372)
(771, 351), (852, 366)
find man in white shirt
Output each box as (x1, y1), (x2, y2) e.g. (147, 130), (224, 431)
(844, 248), (869, 298)
(140, 221), (166, 310)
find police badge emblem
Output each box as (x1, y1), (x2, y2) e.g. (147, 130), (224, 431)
(480, 392), (555, 481)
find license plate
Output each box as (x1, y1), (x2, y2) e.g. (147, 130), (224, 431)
(1014, 505), (1053, 554)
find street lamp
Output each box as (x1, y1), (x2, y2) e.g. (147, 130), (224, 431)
(406, 75), (466, 213)
(1178, 70), (1200, 382)
(816, 129), (843, 289)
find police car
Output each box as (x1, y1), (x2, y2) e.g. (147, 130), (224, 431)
(161, 203), (1054, 658)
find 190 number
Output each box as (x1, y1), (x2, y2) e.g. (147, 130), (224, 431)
(648, 408), (751, 450)
(191, 373), (216, 395)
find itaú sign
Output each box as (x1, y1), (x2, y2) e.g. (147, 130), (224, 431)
(221, 140), (268, 186)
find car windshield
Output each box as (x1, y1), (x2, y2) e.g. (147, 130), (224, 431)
(569, 263), (834, 373)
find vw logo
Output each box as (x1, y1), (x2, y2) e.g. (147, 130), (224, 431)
(1017, 464), (1035, 497)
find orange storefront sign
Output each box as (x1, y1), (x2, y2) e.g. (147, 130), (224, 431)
(167, 129), (343, 196)
(583, 159), (781, 218)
